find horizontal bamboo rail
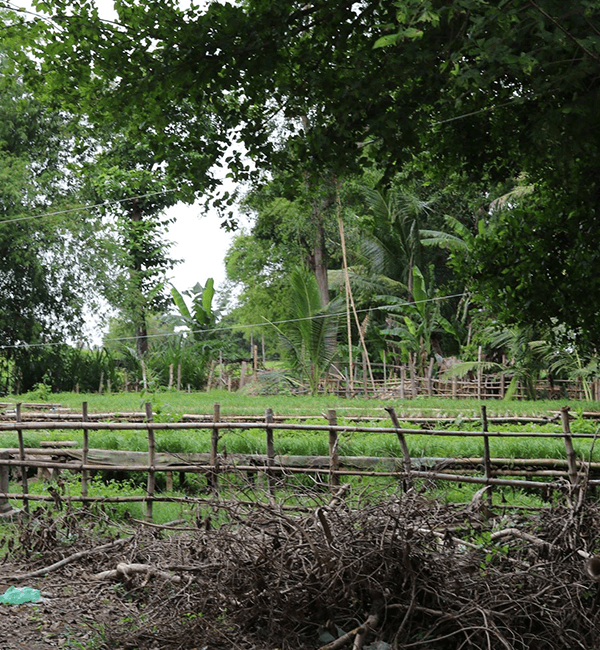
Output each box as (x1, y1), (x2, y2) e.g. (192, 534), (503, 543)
(0, 419), (597, 438)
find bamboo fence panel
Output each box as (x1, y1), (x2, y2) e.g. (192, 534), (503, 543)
(1, 403), (599, 521)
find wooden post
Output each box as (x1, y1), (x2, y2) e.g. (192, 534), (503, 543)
(166, 471), (173, 491)
(452, 375), (457, 399)
(426, 357), (434, 397)
(177, 363), (182, 391)
(409, 354), (417, 398)
(327, 409), (340, 488)
(560, 406), (579, 491)
(400, 365), (405, 400)
(0, 451), (11, 514)
(253, 344), (258, 373)
(141, 360), (148, 391)
(384, 406), (412, 490)
(265, 408), (275, 496)
(81, 402), (89, 503)
(99, 370), (104, 395)
(477, 346), (483, 400)
(16, 404), (28, 513)
(209, 403), (220, 492)
(145, 402), (155, 523)
(239, 361), (247, 389)
(383, 351), (387, 391)
(481, 405), (493, 506)
(168, 364), (174, 389)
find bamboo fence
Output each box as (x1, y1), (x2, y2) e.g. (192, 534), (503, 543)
(0, 403), (597, 521)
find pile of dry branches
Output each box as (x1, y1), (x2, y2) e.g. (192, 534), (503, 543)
(4, 487), (600, 649)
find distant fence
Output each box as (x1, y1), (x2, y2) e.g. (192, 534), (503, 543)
(208, 358), (600, 400)
(0, 403), (597, 521)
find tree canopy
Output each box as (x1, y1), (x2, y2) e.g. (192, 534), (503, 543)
(2, 0), (600, 391)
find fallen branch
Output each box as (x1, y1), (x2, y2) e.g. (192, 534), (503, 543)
(318, 612), (379, 650)
(6, 537), (130, 582)
(93, 562), (182, 584)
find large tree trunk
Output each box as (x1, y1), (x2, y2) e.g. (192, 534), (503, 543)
(309, 193), (334, 308)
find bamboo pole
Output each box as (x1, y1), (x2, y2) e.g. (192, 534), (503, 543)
(481, 405), (493, 506)
(145, 402), (155, 522)
(327, 409), (340, 488)
(265, 408), (275, 496)
(81, 402), (89, 502)
(560, 406), (579, 491)
(1, 418), (600, 439)
(16, 404), (28, 514)
(384, 406), (412, 490)
(0, 451), (11, 514)
(209, 403), (220, 492)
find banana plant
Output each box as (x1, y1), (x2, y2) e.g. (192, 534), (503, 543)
(378, 265), (458, 374)
(170, 278), (218, 342)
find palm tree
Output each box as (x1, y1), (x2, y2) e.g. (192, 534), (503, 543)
(270, 267), (342, 395)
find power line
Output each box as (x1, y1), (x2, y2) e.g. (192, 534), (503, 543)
(0, 188), (179, 227)
(0, 292), (467, 351)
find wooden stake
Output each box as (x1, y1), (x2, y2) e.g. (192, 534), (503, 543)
(481, 405), (493, 506)
(327, 409), (340, 488)
(145, 402), (155, 523)
(265, 408), (275, 496)
(384, 406), (412, 489)
(0, 451), (11, 514)
(560, 406), (579, 489)
(209, 403), (220, 492)
(16, 403), (28, 513)
(81, 402), (89, 502)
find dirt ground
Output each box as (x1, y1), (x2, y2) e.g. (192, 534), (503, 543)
(1, 490), (600, 650)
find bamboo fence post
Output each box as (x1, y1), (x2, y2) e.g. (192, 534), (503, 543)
(209, 403), (220, 492)
(145, 402), (155, 523)
(427, 357), (434, 397)
(168, 364), (174, 389)
(383, 352), (387, 391)
(400, 365), (406, 400)
(481, 405), (493, 506)
(0, 451), (11, 514)
(16, 403), (28, 513)
(384, 406), (412, 490)
(239, 361), (247, 389)
(560, 406), (580, 492)
(409, 354), (418, 398)
(452, 375), (458, 399)
(265, 408), (275, 495)
(477, 346), (483, 399)
(81, 402), (89, 503)
(177, 363), (182, 391)
(327, 409), (340, 488)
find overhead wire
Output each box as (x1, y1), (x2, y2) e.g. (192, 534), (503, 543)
(0, 292), (467, 351)
(0, 188), (180, 227)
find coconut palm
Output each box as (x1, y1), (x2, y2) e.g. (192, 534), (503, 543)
(270, 267), (342, 395)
